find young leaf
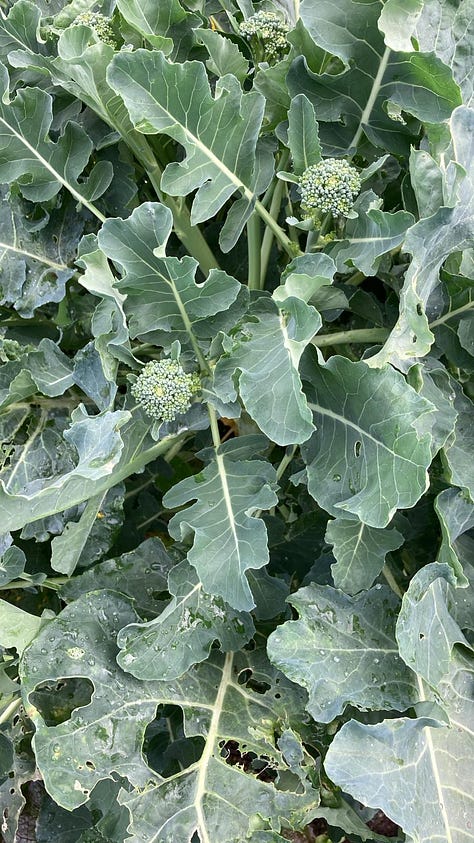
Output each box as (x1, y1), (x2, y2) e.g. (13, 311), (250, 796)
(163, 443), (278, 611)
(117, 560), (255, 680)
(435, 487), (474, 583)
(326, 516), (404, 594)
(287, 93), (321, 175)
(300, 353), (434, 528)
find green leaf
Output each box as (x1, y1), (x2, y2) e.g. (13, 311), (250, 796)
(107, 51), (266, 249)
(213, 298), (317, 446)
(116, 0), (198, 55)
(0, 601), (52, 655)
(442, 382), (474, 498)
(369, 106), (474, 366)
(60, 537), (173, 616)
(287, 93), (321, 176)
(396, 562), (472, 687)
(0, 0), (43, 59)
(97, 202), (241, 349)
(117, 560), (255, 680)
(378, 0), (423, 52)
(327, 191), (414, 276)
(324, 650), (474, 843)
(435, 487), (474, 583)
(300, 353), (434, 528)
(326, 516), (404, 594)
(50, 492), (108, 576)
(268, 583), (417, 723)
(290, 0), (461, 155)
(0, 544), (26, 587)
(199, 28), (249, 82)
(0, 66), (112, 206)
(21, 591), (319, 837)
(163, 440), (278, 611)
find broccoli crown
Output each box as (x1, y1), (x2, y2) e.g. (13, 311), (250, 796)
(72, 11), (116, 48)
(131, 359), (201, 423)
(298, 159), (362, 218)
(239, 11), (289, 61)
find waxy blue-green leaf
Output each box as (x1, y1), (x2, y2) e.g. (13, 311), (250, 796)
(300, 353), (434, 528)
(442, 382), (474, 498)
(60, 537), (173, 616)
(0, 0), (42, 59)
(0, 544), (25, 587)
(117, 560), (255, 680)
(369, 106), (474, 367)
(396, 563), (472, 687)
(97, 202), (240, 348)
(107, 50), (267, 249)
(199, 28), (249, 83)
(50, 491), (109, 576)
(21, 591), (318, 836)
(289, 0), (461, 155)
(0, 66), (112, 205)
(435, 488), (474, 583)
(0, 602), (52, 655)
(116, 0), (198, 55)
(325, 650), (474, 843)
(287, 94), (321, 176)
(326, 516), (404, 594)
(327, 192), (414, 276)
(268, 583), (417, 723)
(213, 297), (317, 446)
(388, 0), (474, 106)
(164, 442), (278, 611)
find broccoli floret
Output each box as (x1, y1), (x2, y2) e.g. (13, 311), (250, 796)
(239, 11), (289, 62)
(298, 159), (361, 219)
(131, 359), (201, 423)
(72, 11), (117, 48)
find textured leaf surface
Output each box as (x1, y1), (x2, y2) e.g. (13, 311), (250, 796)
(326, 516), (404, 594)
(268, 584), (417, 722)
(213, 298), (317, 446)
(290, 0), (461, 155)
(21, 591), (318, 838)
(442, 383), (474, 498)
(300, 354), (433, 527)
(164, 443), (278, 610)
(325, 650), (474, 843)
(117, 560), (254, 680)
(435, 487), (474, 582)
(108, 51), (266, 246)
(287, 94), (321, 176)
(97, 202), (241, 348)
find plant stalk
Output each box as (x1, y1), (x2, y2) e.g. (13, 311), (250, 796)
(0, 697), (22, 725)
(247, 213), (262, 290)
(311, 327), (390, 348)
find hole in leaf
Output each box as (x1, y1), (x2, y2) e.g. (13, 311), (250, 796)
(354, 440), (362, 457)
(236, 668), (271, 694)
(416, 304), (423, 316)
(412, 335), (417, 343)
(220, 740), (278, 783)
(29, 678), (94, 726)
(85, 760), (95, 770)
(144, 705), (204, 778)
(419, 633), (425, 640)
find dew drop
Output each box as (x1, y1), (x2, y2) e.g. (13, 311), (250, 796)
(333, 656), (340, 663)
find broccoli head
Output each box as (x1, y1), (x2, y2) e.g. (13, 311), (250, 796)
(298, 159), (361, 219)
(72, 11), (117, 48)
(131, 359), (201, 423)
(239, 11), (289, 62)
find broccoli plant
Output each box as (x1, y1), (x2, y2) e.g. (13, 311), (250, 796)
(0, 0), (472, 841)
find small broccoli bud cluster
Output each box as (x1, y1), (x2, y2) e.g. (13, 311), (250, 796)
(72, 11), (116, 48)
(131, 359), (201, 423)
(298, 159), (361, 219)
(239, 11), (289, 62)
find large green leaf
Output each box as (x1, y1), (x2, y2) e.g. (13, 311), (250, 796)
(435, 488), (474, 583)
(288, 0), (461, 155)
(286, 93), (321, 176)
(107, 50), (268, 249)
(326, 516), (404, 594)
(163, 440), (278, 611)
(325, 649), (474, 843)
(369, 106), (474, 366)
(97, 202), (241, 348)
(21, 591), (319, 838)
(300, 353), (434, 527)
(380, 0), (474, 106)
(396, 563), (472, 688)
(117, 560), (255, 680)
(268, 584), (417, 723)
(116, 0), (198, 55)
(0, 66), (112, 206)
(213, 297), (317, 446)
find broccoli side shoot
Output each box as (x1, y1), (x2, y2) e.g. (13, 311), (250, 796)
(239, 11), (289, 62)
(72, 11), (117, 48)
(131, 359), (201, 423)
(298, 159), (361, 220)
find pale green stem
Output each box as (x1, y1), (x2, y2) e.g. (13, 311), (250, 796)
(382, 562), (404, 599)
(247, 213), (262, 290)
(254, 197), (301, 258)
(0, 697), (22, 725)
(260, 166), (289, 286)
(345, 270), (366, 286)
(429, 300), (474, 329)
(311, 327), (389, 348)
(348, 45), (391, 151)
(207, 403), (222, 450)
(0, 576), (70, 592)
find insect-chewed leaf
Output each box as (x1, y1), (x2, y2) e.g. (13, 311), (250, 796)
(300, 353), (434, 527)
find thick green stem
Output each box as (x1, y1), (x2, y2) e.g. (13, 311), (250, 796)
(254, 197), (301, 258)
(260, 160), (289, 287)
(312, 327), (390, 348)
(382, 562), (404, 599)
(0, 576), (69, 592)
(0, 697), (22, 725)
(247, 213), (262, 290)
(208, 404), (222, 450)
